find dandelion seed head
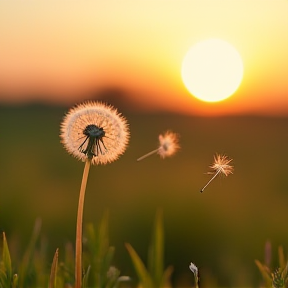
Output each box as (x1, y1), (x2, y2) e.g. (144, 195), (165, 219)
(209, 154), (233, 176)
(60, 101), (129, 165)
(200, 153), (233, 192)
(157, 131), (180, 158)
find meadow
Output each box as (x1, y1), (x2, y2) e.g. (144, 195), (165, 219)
(1, 103), (288, 288)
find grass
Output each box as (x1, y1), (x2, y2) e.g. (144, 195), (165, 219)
(255, 245), (288, 288)
(0, 211), (171, 288)
(1, 212), (130, 288)
(1, 211), (287, 288)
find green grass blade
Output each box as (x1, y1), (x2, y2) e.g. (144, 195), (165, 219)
(148, 209), (164, 287)
(12, 274), (18, 288)
(82, 265), (91, 288)
(125, 243), (153, 288)
(160, 266), (174, 288)
(2, 232), (12, 283)
(105, 266), (120, 288)
(84, 211), (110, 262)
(0, 232), (12, 288)
(0, 270), (6, 288)
(281, 261), (288, 285)
(255, 259), (272, 287)
(102, 246), (115, 274)
(278, 246), (286, 270)
(18, 218), (42, 287)
(84, 211), (111, 288)
(98, 210), (110, 257)
(49, 249), (59, 288)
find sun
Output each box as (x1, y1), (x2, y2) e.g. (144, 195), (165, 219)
(181, 38), (244, 103)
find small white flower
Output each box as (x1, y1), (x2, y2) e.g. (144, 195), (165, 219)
(189, 262), (199, 287)
(189, 262), (198, 276)
(117, 276), (131, 282)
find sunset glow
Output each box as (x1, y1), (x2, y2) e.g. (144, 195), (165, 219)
(0, 1), (287, 115)
(181, 39), (244, 103)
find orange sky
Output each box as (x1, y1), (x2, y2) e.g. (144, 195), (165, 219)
(0, 1), (287, 116)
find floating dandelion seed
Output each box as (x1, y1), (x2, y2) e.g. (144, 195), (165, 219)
(137, 131), (180, 161)
(60, 101), (129, 165)
(60, 101), (129, 288)
(200, 154), (233, 193)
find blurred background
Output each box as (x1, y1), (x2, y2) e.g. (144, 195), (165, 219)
(1, 1), (288, 287)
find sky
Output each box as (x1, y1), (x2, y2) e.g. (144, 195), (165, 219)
(0, 0), (287, 116)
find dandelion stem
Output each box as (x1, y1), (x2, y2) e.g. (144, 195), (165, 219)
(75, 159), (91, 288)
(137, 148), (159, 161)
(200, 169), (221, 193)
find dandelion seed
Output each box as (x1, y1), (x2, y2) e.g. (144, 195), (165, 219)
(60, 101), (129, 165)
(60, 101), (129, 288)
(137, 130), (180, 161)
(200, 154), (233, 193)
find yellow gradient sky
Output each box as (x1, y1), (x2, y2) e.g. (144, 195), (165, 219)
(0, 1), (287, 115)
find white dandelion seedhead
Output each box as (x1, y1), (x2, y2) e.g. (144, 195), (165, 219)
(209, 154), (234, 176)
(137, 130), (180, 161)
(200, 153), (233, 192)
(60, 101), (130, 165)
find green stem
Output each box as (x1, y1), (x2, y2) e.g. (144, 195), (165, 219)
(75, 159), (91, 288)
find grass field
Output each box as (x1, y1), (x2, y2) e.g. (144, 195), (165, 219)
(1, 103), (288, 287)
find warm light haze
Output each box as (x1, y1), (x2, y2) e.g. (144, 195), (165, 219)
(181, 38), (244, 103)
(0, 1), (287, 116)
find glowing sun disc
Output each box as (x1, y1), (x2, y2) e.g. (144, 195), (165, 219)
(181, 38), (244, 102)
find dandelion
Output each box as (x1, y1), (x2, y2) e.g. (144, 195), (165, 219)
(137, 130), (180, 161)
(189, 262), (199, 288)
(60, 101), (129, 288)
(200, 153), (233, 193)
(60, 101), (129, 165)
